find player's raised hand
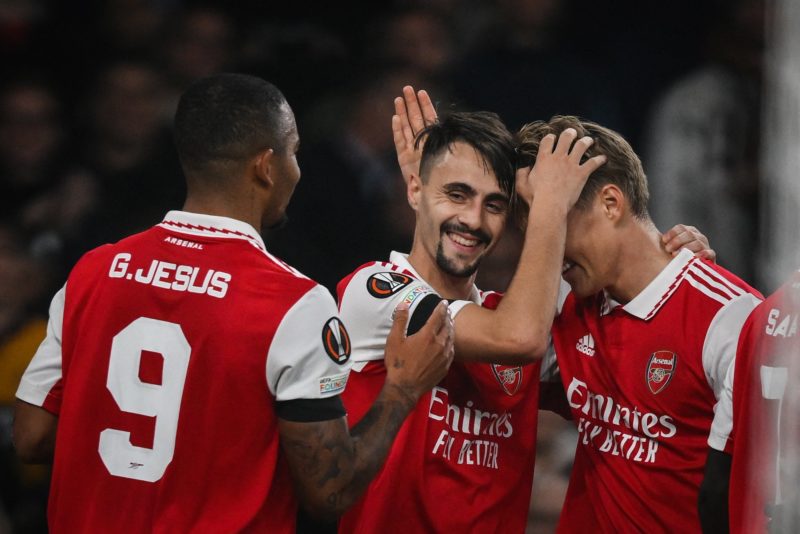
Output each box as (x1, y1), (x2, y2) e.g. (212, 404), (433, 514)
(520, 128), (606, 211)
(392, 85), (437, 183)
(383, 300), (454, 404)
(662, 224), (716, 261)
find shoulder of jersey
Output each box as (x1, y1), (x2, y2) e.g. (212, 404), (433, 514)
(338, 260), (420, 302)
(680, 256), (762, 306)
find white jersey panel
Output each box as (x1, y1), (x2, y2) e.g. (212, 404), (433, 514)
(339, 263), (439, 368)
(540, 278), (571, 382)
(705, 293), (761, 450)
(16, 285), (66, 407)
(266, 284), (352, 401)
(703, 293), (762, 397)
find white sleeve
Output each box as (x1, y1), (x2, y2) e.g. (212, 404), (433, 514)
(708, 358), (735, 451)
(266, 284), (353, 401)
(339, 265), (439, 369)
(557, 278), (571, 315)
(539, 280), (568, 380)
(16, 286), (66, 408)
(705, 293), (761, 450)
(703, 293), (762, 398)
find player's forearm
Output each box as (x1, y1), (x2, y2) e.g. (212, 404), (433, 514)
(341, 382), (416, 507)
(455, 201), (566, 363)
(501, 197), (568, 346)
(698, 448), (731, 534)
(279, 384), (415, 520)
(13, 399), (58, 464)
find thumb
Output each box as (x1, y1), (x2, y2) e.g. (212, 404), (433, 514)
(388, 302), (411, 343)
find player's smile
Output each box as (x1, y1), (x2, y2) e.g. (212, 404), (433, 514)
(441, 222), (489, 256)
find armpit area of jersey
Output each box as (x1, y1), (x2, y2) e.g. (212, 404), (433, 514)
(275, 396), (346, 422)
(407, 294), (444, 335)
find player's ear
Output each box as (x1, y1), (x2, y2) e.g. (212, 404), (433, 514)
(254, 148), (275, 188)
(599, 184), (624, 222)
(407, 172), (422, 210)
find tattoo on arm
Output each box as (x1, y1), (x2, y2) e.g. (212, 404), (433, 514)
(279, 386), (414, 519)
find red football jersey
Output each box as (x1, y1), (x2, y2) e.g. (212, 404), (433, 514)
(16, 211), (352, 533)
(726, 270), (800, 534)
(337, 252), (541, 533)
(551, 249), (761, 533)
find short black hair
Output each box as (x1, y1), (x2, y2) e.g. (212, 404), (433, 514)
(415, 111), (516, 198)
(174, 73), (289, 174)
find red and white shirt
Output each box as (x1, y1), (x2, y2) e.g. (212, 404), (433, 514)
(16, 211), (352, 533)
(551, 249), (761, 533)
(722, 270), (800, 534)
(337, 252), (541, 534)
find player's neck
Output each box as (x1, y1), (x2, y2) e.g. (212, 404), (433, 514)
(605, 221), (672, 304)
(182, 196), (262, 235)
(406, 247), (476, 301)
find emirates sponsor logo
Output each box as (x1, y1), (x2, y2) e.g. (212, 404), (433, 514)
(427, 386), (513, 470)
(566, 377), (678, 464)
(576, 334), (596, 357)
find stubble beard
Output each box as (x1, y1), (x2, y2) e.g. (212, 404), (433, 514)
(435, 240), (482, 278)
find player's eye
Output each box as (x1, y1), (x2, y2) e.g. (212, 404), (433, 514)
(486, 202), (507, 214)
(448, 191), (466, 202)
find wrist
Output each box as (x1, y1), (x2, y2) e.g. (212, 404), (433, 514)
(529, 195), (570, 223)
(381, 381), (420, 413)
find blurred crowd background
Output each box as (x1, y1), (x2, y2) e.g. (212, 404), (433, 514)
(0, 0), (766, 532)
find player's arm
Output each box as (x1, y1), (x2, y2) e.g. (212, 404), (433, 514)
(698, 448), (732, 534)
(393, 88), (603, 364)
(454, 129), (605, 363)
(13, 400), (58, 463)
(279, 302), (453, 521)
(13, 286), (66, 464)
(699, 295), (760, 533)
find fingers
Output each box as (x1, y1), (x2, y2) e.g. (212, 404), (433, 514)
(661, 224), (716, 261)
(697, 249), (717, 263)
(418, 89), (437, 123)
(388, 302), (411, 343)
(569, 136), (593, 163)
(580, 154), (607, 174)
(535, 134), (557, 163)
(394, 97), (414, 146)
(403, 85), (426, 134)
(426, 300), (449, 336)
(442, 327), (455, 366)
(553, 128), (577, 155)
(662, 224), (696, 254)
(392, 114), (406, 152)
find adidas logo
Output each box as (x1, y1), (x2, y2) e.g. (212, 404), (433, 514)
(576, 334), (596, 357)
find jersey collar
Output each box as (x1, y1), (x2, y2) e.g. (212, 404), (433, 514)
(389, 251), (482, 304)
(159, 210), (267, 252)
(603, 248), (695, 320)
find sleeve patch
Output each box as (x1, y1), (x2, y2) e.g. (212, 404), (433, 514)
(367, 271), (414, 298)
(322, 317), (351, 364)
(319, 371), (350, 395)
(400, 284), (436, 307)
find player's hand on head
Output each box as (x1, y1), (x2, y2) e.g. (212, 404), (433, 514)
(384, 300), (454, 404)
(514, 166), (534, 208)
(526, 128), (606, 211)
(661, 224), (716, 262)
(393, 85), (437, 184)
